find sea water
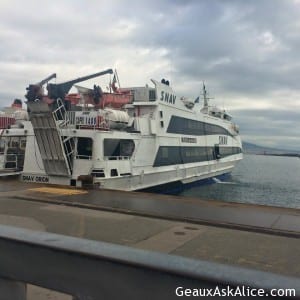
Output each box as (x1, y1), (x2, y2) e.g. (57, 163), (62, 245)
(179, 154), (300, 209)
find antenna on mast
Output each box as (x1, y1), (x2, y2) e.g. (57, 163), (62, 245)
(201, 81), (213, 107)
(115, 69), (121, 88)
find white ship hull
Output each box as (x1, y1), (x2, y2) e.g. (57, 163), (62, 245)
(94, 158), (240, 192)
(22, 152), (241, 191)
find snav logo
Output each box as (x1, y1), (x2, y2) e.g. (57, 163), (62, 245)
(160, 91), (176, 104)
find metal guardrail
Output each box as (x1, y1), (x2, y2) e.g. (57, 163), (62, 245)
(0, 225), (299, 299)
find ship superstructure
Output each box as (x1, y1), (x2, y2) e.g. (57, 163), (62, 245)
(21, 69), (242, 191)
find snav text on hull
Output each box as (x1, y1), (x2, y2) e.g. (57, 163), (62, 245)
(1, 68), (243, 192)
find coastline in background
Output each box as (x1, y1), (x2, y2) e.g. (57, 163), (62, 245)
(243, 141), (300, 157)
(179, 154), (300, 209)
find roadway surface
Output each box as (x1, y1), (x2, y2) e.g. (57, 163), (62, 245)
(0, 178), (299, 299)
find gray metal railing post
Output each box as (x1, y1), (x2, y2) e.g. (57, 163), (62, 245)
(0, 225), (299, 299)
(0, 277), (26, 300)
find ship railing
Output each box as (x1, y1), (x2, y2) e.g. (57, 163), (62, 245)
(0, 225), (297, 300)
(63, 136), (76, 171)
(65, 111), (110, 131)
(65, 110), (76, 125)
(51, 100), (75, 174)
(52, 98), (69, 127)
(76, 123), (110, 131)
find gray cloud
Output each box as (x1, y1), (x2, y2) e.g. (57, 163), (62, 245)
(232, 109), (300, 150)
(0, 0), (299, 149)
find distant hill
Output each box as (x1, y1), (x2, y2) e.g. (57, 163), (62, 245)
(242, 141), (300, 157)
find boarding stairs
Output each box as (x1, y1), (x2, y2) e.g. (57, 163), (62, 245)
(27, 99), (74, 176)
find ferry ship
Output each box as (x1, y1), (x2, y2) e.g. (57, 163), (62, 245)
(21, 69), (242, 192)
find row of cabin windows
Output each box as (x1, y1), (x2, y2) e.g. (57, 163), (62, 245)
(131, 89), (156, 102)
(167, 116), (232, 136)
(76, 138), (135, 159)
(153, 146), (242, 166)
(0, 137), (27, 154)
(74, 138), (241, 163)
(156, 115), (232, 134)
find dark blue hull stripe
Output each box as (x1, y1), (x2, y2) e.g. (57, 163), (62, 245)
(139, 173), (231, 195)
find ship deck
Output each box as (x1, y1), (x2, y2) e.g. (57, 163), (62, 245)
(0, 179), (299, 299)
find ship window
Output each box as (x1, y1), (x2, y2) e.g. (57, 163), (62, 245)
(224, 114), (232, 121)
(91, 169), (105, 178)
(77, 137), (93, 159)
(20, 139), (26, 150)
(220, 147), (231, 156)
(104, 139), (135, 157)
(214, 144), (221, 159)
(120, 139), (135, 156)
(160, 121), (164, 128)
(159, 111), (163, 118)
(161, 147), (168, 158)
(9, 137), (19, 148)
(149, 89), (156, 101)
(0, 139), (5, 153)
(167, 116), (232, 136)
(110, 169), (118, 177)
(153, 146), (241, 166)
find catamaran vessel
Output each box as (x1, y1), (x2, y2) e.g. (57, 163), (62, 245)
(20, 68), (242, 192)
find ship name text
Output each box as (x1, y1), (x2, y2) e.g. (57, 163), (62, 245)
(160, 91), (176, 104)
(22, 175), (49, 183)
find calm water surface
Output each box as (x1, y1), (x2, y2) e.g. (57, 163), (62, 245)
(179, 154), (300, 209)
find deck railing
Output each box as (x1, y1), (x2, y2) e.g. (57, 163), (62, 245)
(65, 111), (110, 131)
(0, 225), (298, 300)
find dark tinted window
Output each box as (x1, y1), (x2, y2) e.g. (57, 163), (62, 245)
(77, 137), (93, 159)
(104, 139), (135, 157)
(167, 116), (232, 136)
(149, 89), (156, 101)
(153, 146), (241, 166)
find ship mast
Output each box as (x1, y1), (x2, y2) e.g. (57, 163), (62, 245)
(202, 81), (213, 108)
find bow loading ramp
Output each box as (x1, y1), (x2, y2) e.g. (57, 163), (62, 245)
(27, 101), (72, 177)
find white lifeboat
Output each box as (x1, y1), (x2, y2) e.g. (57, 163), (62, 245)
(104, 108), (130, 129)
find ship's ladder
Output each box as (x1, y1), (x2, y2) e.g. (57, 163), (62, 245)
(52, 99), (75, 173)
(27, 99), (74, 176)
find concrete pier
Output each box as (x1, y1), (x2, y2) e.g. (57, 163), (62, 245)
(0, 278), (26, 300)
(0, 179), (299, 299)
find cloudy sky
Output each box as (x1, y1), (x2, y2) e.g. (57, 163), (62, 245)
(0, 0), (300, 150)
